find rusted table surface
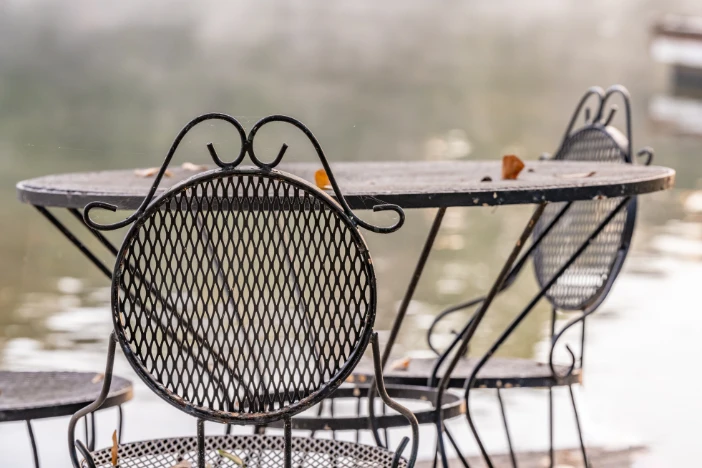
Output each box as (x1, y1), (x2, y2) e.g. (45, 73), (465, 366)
(16, 160), (675, 210)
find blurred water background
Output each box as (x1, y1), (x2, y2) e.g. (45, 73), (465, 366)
(1, 0), (701, 466)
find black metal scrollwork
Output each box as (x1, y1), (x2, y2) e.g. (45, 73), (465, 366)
(83, 113), (404, 234)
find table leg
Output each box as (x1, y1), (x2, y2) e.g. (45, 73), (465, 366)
(381, 207), (447, 367)
(34, 206), (113, 279)
(434, 203), (547, 468)
(367, 207), (446, 447)
(26, 420), (40, 468)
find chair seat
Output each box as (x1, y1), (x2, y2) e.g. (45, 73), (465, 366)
(86, 434), (406, 468)
(348, 356), (581, 389)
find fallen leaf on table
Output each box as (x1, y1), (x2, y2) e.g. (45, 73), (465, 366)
(111, 430), (118, 466)
(314, 169), (332, 190)
(134, 167), (173, 178)
(481, 176), (492, 182)
(91, 373), (104, 384)
(217, 449), (246, 466)
(390, 357), (411, 371)
(557, 171), (596, 179)
(501, 155), (525, 180)
(181, 162), (207, 171)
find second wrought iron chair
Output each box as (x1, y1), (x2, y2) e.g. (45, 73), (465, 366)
(349, 85), (653, 467)
(67, 113), (418, 468)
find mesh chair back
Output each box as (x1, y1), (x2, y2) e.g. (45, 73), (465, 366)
(86, 114), (404, 425)
(532, 124), (636, 311)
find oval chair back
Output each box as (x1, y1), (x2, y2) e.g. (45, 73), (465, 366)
(532, 87), (638, 312)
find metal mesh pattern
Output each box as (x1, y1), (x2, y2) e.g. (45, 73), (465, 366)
(86, 435), (405, 468)
(533, 127), (633, 310)
(114, 170), (374, 419)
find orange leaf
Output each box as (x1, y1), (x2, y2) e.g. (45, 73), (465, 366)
(502, 155), (525, 180)
(111, 430), (118, 466)
(390, 357), (411, 371)
(314, 169), (332, 190)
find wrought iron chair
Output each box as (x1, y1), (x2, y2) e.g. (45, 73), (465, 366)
(352, 85), (653, 467)
(67, 113), (419, 468)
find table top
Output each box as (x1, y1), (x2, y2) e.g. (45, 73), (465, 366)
(16, 160), (675, 210)
(0, 371), (133, 422)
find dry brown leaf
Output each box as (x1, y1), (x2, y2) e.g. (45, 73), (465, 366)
(181, 162), (207, 172)
(502, 155), (525, 180)
(111, 430), (118, 467)
(557, 171), (596, 179)
(91, 373), (104, 384)
(217, 449), (246, 466)
(390, 357), (411, 371)
(314, 169), (332, 190)
(134, 167), (173, 178)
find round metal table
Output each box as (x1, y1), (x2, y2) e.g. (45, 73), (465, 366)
(0, 371), (132, 467)
(17, 160), (673, 210)
(15, 158), (675, 369)
(15, 159), (674, 462)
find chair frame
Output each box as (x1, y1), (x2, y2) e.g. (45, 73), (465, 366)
(67, 113), (418, 468)
(425, 85), (654, 468)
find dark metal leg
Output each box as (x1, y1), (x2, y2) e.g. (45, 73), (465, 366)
(330, 398), (337, 441)
(444, 426), (470, 467)
(35, 206), (112, 279)
(88, 412), (96, 451)
(355, 394), (362, 444)
(197, 419), (205, 468)
(569, 385), (590, 468)
(117, 405), (124, 442)
(284, 417), (292, 468)
(26, 420), (40, 468)
(436, 204), (548, 468)
(463, 197), (631, 468)
(369, 207), (447, 447)
(496, 389), (517, 468)
(382, 207), (447, 366)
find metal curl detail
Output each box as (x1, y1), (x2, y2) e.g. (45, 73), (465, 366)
(555, 85), (634, 161)
(83, 113), (404, 234)
(83, 113), (247, 231)
(247, 114), (404, 234)
(637, 147), (654, 166)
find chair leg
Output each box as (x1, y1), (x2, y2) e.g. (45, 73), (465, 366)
(568, 385), (590, 468)
(496, 388), (517, 468)
(26, 420), (40, 468)
(117, 405), (124, 442)
(284, 416), (292, 468)
(197, 419), (206, 468)
(549, 388), (554, 468)
(444, 426), (471, 467)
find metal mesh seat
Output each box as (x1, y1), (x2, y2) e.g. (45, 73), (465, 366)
(68, 114), (416, 468)
(86, 435), (405, 468)
(532, 125), (634, 310)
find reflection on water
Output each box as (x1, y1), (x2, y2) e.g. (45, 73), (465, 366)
(1, 0), (701, 465)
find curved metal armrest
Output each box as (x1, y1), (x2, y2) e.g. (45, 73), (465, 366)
(370, 332), (419, 468)
(67, 333), (117, 468)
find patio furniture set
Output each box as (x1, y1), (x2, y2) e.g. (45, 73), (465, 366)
(4, 85), (675, 467)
